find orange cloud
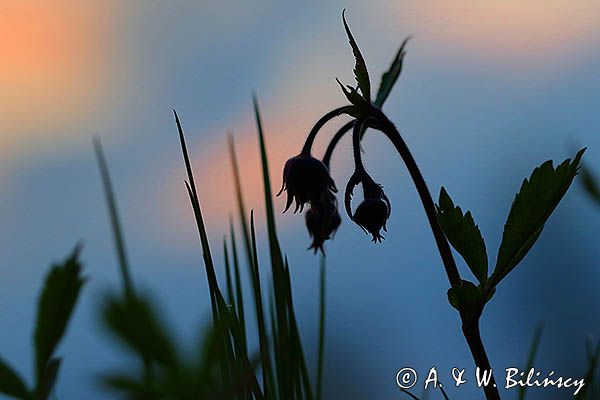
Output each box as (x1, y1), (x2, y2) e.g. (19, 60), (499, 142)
(0, 1), (128, 153)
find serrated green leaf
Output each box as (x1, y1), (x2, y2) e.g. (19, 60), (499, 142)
(491, 148), (585, 287)
(437, 187), (488, 284)
(374, 37), (410, 107)
(0, 357), (29, 398)
(34, 246), (85, 386)
(342, 10), (371, 102)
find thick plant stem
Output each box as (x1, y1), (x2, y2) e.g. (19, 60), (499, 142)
(372, 110), (461, 287)
(463, 318), (501, 400)
(372, 109), (501, 400)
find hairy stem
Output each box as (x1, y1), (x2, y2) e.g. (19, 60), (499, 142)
(370, 108), (501, 400)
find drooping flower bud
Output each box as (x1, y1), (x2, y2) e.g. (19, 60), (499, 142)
(345, 174), (391, 243)
(353, 196), (390, 242)
(305, 192), (341, 254)
(278, 154), (337, 213)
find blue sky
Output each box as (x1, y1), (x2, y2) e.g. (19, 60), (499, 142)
(0, 1), (599, 398)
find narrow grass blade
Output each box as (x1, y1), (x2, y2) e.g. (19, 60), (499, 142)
(316, 256), (327, 400)
(228, 133), (253, 265)
(284, 262), (313, 400)
(253, 95), (293, 397)
(229, 219), (247, 351)
(176, 118), (240, 394)
(438, 383), (451, 400)
(93, 137), (134, 298)
(400, 389), (421, 400)
(252, 96), (282, 259)
(173, 110), (221, 316)
(249, 211), (275, 397)
(223, 238), (235, 306)
(518, 324), (543, 400)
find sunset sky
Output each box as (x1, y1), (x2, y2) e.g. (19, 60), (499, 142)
(0, 1), (599, 398)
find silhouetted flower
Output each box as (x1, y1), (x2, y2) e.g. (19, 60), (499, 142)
(305, 193), (341, 254)
(346, 177), (390, 243)
(278, 154), (337, 213)
(353, 197), (390, 242)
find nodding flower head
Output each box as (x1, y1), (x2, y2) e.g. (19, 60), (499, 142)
(278, 154), (337, 213)
(345, 173), (391, 243)
(305, 192), (341, 254)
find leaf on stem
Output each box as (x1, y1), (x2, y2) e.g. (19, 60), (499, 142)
(491, 148), (585, 288)
(0, 357), (29, 398)
(375, 37), (410, 107)
(335, 78), (365, 107)
(437, 187), (488, 285)
(34, 246), (85, 387)
(447, 280), (483, 317)
(342, 10), (371, 102)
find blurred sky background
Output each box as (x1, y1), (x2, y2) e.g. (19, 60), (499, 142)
(1, 1), (599, 398)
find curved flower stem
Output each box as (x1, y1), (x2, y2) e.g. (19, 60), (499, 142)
(370, 108), (501, 400)
(323, 120), (355, 168)
(301, 106), (355, 156)
(351, 118), (369, 174)
(370, 109), (460, 285)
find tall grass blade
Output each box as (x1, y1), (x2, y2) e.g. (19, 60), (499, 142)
(249, 211), (275, 397)
(174, 110), (221, 318)
(229, 220), (247, 351)
(93, 138), (134, 298)
(253, 96), (295, 397)
(400, 389), (421, 400)
(228, 133), (253, 264)
(224, 238), (235, 306)
(316, 256), (327, 400)
(284, 261), (313, 400)
(518, 324), (543, 400)
(252, 95), (282, 260)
